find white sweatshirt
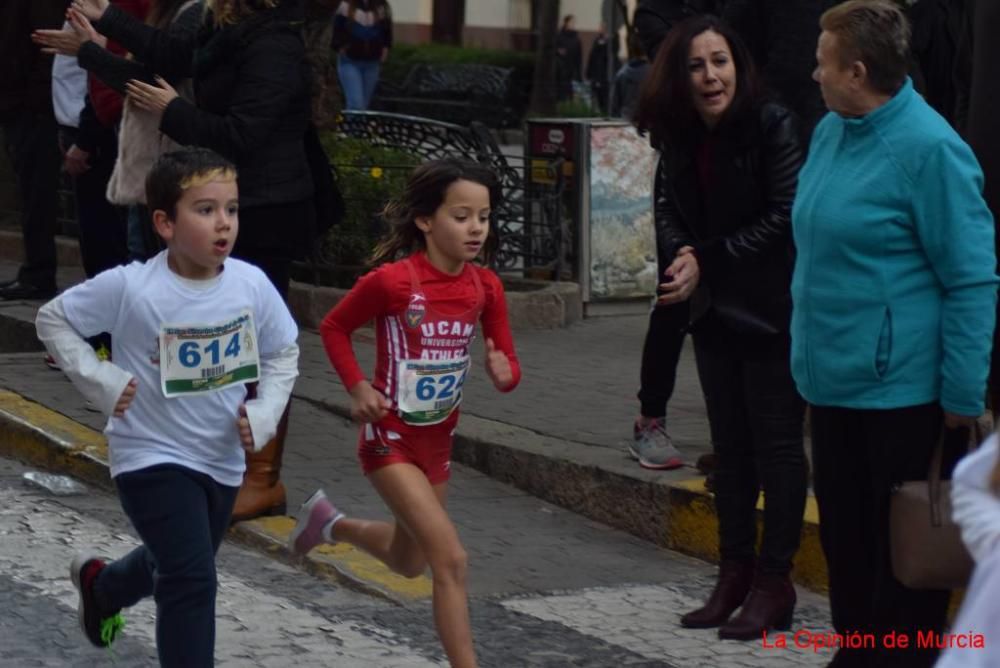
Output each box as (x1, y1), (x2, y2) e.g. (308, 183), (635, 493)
(951, 433), (1000, 564)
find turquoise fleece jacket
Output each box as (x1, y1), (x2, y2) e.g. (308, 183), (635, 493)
(791, 78), (997, 416)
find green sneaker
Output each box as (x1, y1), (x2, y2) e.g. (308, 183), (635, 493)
(70, 553), (125, 648)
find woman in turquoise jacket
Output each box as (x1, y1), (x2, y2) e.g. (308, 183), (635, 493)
(791, 2), (996, 666)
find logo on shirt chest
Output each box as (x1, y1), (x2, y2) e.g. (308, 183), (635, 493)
(405, 293), (427, 329)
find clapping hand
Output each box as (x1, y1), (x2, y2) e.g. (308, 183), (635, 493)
(63, 145), (90, 176)
(485, 338), (513, 390)
(126, 76), (179, 115)
(32, 9), (104, 56)
(70, 0), (110, 22)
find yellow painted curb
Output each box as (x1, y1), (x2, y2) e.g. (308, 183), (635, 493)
(667, 479), (829, 593)
(0, 388), (431, 604)
(0, 389), (111, 487)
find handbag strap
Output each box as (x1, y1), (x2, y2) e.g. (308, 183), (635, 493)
(926, 421), (985, 526)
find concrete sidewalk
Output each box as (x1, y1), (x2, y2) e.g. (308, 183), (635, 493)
(0, 239), (827, 594)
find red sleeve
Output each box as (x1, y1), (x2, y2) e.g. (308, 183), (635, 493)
(480, 269), (521, 392)
(319, 267), (390, 391)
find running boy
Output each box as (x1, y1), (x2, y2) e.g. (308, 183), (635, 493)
(36, 148), (299, 666)
(289, 158), (520, 668)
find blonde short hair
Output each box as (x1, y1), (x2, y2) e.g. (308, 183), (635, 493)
(206, 0), (279, 27)
(820, 0), (910, 95)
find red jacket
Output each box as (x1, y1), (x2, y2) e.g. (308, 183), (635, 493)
(90, 0), (150, 127)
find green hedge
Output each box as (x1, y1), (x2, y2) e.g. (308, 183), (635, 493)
(382, 43), (535, 118)
(382, 43), (535, 86)
(318, 132), (421, 271)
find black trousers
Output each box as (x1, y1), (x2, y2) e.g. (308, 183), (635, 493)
(231, 199), (315, 303)
(693, 336), (807, 574)
(1, 110), (59, 290)
(810, 403), (967, 668)
(637, 302), (688, 419)
(59, 126), (128, 278)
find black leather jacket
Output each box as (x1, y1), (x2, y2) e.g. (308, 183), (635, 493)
(654, 102), (804, 340)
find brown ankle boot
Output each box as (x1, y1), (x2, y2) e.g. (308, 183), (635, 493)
(680, 560), (754, 628)
(718, 572), (795, 640)
(231, 402), (290, 524)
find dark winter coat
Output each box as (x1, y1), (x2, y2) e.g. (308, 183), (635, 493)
(722, 0), (836, 134)
(610, 60), (650, 121)
(634, 0), (723, 58)
(963, 0), (1000, 242)
(908, 0), (967, 126)
(555, 28), (584, 102)
(95, 1), (313, 210)
(654, 102), (804, 344)
(0, 1), (65, 116)
(586, 33), (621, 86)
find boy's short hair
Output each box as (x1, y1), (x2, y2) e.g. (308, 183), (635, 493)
(145, 148), (237, 220)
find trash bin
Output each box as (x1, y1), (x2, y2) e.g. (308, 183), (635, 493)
(525, 118), (658, 313)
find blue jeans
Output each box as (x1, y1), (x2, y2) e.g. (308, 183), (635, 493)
(338, 54), (380, 110)
(94, 464), (239, 668)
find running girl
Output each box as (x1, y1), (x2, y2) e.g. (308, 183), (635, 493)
(289, 158), (520, 668)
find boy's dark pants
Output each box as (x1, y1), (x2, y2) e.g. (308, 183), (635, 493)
(94, 464), (239, 668)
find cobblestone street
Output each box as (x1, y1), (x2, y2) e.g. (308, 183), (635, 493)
(0, 453), (835, 667)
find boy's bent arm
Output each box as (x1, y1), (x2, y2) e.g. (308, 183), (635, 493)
(243, 342), (299, 451)
(35, 297), (134, 416)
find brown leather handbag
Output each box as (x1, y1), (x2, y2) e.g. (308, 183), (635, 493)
(889, 426), (981, 590)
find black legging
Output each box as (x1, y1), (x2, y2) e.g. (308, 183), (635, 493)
(637, 301), (688, 419)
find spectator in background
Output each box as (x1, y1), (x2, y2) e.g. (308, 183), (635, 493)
(628, 0), (723, 479)
(555, 15), (583, 102)
(956, 0), (1000, 416)
(723, 0), (837, 135)
(43, 0), (152, 281)
(611, 32), (651, 121)
(0, 2), (64, 301)
(907, 0), (966, 128)
(35, 0), (202, 262)
(586, 21), (621, 114)
(791, 3), (996, 665)
(331, 0), (392, 111)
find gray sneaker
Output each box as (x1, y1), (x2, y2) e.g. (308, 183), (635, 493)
(629, 418), (684, 470)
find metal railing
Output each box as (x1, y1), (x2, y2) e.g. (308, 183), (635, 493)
(307, 111), (567, 280)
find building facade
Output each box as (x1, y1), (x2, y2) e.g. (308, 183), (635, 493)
(393, 1), (637, 52)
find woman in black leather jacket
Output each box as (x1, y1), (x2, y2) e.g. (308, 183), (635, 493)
(634, 14), (807, 640)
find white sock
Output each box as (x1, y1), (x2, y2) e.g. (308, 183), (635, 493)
(321, 513), (344, 543)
